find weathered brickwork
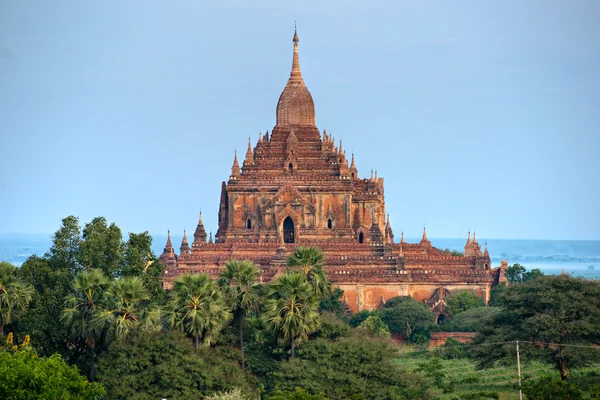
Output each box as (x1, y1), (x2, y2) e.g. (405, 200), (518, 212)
(160, 29), (507, 316)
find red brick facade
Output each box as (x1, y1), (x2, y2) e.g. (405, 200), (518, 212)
(160, 30), (507, 314)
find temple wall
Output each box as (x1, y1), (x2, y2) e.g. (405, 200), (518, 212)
(335, 282), (491, 313)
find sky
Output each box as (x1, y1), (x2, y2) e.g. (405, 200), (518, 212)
(0, 0), (599, 241)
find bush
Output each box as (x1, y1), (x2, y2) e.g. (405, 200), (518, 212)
(346, 309), (376, 327)
(96, 330), (258, 399)
(266, 387), (329, 400)
(439, 307), (501, 332)
(445, 290), (484, 318)
(0, 349), (105, 399)
(268, 333), (433, 399)
(313, 312), (350, 340)
(357, 315), (391, 339)
(379, 298), (434, 341)
(522, 375), (583, 400)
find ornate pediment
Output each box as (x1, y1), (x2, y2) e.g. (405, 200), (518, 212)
(269, 183), (308, 206)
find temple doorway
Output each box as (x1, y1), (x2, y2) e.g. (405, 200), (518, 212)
(359, 232), (364, 243)
(283, 217), (295, 244)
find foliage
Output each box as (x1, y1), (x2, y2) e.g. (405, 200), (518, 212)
(286, 247), (332, 300)
(357, 315), (391, 339)
(79, 217), (124, 278)
(266, 387), (329, 400)
(313, 312), (349, 340)
(433, 338), (468, 360)
(381, 295), (413, 309)
(14, 255), (72, 357)
(505, 263), (544, 284)
(442, 248), (464, 257)
(265, 272), (321, 357)
(96, 330), (257, 399)
(438, 307), (501, 333)
(470, 275), (600, 380)
(318, 287), (346, 317)
(61, 268), (109, 381)
(48, 215), (82, 275)
(205, 388), (254, 400)
(218, 260), (262, 368)
(92, 276), (161, 341)
(379, 297), (435, 340)
(0, 262), (34, 337)
(166, 273), (232, 348)
(445, 291), (484, 318)
(346, 309), (376, 327)
(269, 334), (433, 399)
(122, 231), (165, 304)
(0, 349), (105, 399)
(522, 375), (583, 400)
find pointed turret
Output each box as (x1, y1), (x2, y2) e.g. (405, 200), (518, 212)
(323, 129), (328, 143)
(258, 131), (263, 143)
(231, 150), (240, 177)
(401, 230), (405, 244)
(349, 152), (358, 179)
(159, 230), (177, 271)
(208, 231), (213, 244)
(338, 139), (343, 155)
(464, 230), (475, 257)
(165, 230), (173, 252)
(244, 138), (254, 166)
(180, 229), (190, 255)
(472, 231), (478, 244)
(422, 226), (428, 242)
(385, 214), (394, 243)
(483, 242), (489, 258)
(193, 211), (207, 246)
(465, 230), (471, 245)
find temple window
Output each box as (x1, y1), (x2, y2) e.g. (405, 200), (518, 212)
(247, 219), (252, 229)
(359, 232), (364, 243)
(289, 163), (294, 173)
(327, 219), (332, 229)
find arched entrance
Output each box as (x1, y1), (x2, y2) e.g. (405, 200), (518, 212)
(283, 217), (295, 244)
(359, 232), (364, 244)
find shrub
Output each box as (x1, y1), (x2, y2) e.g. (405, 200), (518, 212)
(522, 375), (583, 400)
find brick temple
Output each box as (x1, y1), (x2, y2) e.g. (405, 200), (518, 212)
(160, 29), (507, 317)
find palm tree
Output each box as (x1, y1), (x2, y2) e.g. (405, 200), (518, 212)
(286, 247), (332, 300)
(217, 260), (261, 369)
(0, 261), (34, 337)
(61, 268), (109, 381)
(165, 274), (232, 349)
(92, 276), (161, 342)
(265, 272), (321, 358)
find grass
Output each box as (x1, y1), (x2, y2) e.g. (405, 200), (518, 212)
(393, 346), (600, 400)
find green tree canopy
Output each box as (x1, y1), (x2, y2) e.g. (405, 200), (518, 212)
(0, 262), (34, 337)
(79, 217), (124, 278)
(265, 272), (321, 357)
(0, 349), (105, 399)
(379, 297), (435, 340)
(357, 315), (391, 339)
(218, 260), (262, 369)
(286, 247), (332, 300)
(471, 275), (600, 380)
(48, 215), (82, 275)
(438, 306), (502, 332)
(166, 273), (232, 349)
(445, 290), (484, 317)
(505, 263), (545, 284)
(268, 334), (433, 399)
(96, 330), (258, 400)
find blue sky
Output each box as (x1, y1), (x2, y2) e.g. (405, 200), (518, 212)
(0, 0), (599, 240)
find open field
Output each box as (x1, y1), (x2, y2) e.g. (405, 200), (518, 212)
(394, 347), (600, 399)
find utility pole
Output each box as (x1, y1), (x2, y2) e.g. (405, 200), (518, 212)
(516, 341), (523, 400)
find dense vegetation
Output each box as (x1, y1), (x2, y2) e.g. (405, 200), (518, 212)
(1, 215), (599, 399)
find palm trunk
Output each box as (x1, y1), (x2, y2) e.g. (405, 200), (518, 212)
(291, 337), (295, 358)
(195, 335), (199, 349)
(239, 314), (245, 369)
(558, 357), (568, 380)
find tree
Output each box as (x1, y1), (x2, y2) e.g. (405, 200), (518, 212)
(318, 287), (346, 317)
(218, 260), (262, 369)
(505, 263), (544, 284)
(166, 273), (232, 349)
(265, 272), (321, 358)
(445, 290), (484, 317)
(286, 247), (332, 300)
(96, 330), (258, 399)
(522, 375), (583, 400)
(347, 309), (377, 327)
(0, 349), (105, 399)
(79, 217), (124, 278)
(122, 232), (165, 304)
(0, 262), (34, 337)
(379, 297), (435, 340)
(92, 276), (161, 342)
(268, 334), (433, 399)
(48, 215), (82, 275)
(471, 275), (600, 380)
(438, 306), (502, 332)
(358, 315), (391, 339)
(61, 268), (109, 381)
(15, 255), (72, 357)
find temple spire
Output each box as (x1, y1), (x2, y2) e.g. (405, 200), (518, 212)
(422, 226), (428, 242)
(193, 211), (207, 245)
(209, 231), (213, 244)
(472, 231), (478, 244)
(339, 139), (343, 155)
(245, 137), (254, 163)
(466, 230), (471, 245)
(180, 229), (190, 255)
(231, 150), (240, 177)
(350, 153), (356, 169)
(290, 24), (302, 82)
(484, 242), (489, 258)
(401, 230), (405, 243)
